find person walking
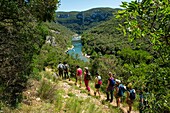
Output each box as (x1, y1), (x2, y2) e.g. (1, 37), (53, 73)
(94, 72), (102, 97)
(57, 62), (64, 78)
(63, 62), (69, 80)
(84, 67), (91, 95)
(126, 83), (136, 113)
(139, 87), (144, 113)
(106, 72), (115, 103)
(115, 79), (126, 107)
(75, 65), (82, 87)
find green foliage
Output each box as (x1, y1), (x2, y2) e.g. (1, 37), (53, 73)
(116, 0), (170, 112)
(56, 8), (121, 34)
(0, 0), (59, 107)
(65, 97), (103, 113)
(81, 0), (170, 112)
(37, 78), (57, 103)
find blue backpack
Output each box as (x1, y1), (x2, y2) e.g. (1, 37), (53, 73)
(109, 78), (115, 86)
(129, 89), (136, 100)
(118, 84), (126, 97)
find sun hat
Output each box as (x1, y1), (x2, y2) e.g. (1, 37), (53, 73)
(84, 67), (88, 70)
(115, 79), (121, 83)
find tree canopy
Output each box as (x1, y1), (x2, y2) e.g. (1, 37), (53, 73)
(0, 0), (59, 107)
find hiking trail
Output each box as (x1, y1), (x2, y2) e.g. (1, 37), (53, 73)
(62, 79), (139, 113)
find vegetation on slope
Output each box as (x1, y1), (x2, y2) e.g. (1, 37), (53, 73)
(0, 0), (59, 107)
(81, 0), (170, 112)
(56, 8), (121, 34)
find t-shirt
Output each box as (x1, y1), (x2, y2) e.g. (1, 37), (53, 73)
(76, 68), (82, 76)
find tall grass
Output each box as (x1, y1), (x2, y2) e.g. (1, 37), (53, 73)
(65, 97), (103, 113)
(37, 78), (57, 103)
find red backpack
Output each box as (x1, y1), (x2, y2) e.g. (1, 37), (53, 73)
(98, 76), (102, 85)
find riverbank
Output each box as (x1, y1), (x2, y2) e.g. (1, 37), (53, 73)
(66, 36), (89, 62)
(65, 45), (74, 53)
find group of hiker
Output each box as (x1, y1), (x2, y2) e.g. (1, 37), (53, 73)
(57, 62), (148, 113)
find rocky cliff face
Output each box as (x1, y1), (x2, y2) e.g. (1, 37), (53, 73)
(56, 8), (121, 34)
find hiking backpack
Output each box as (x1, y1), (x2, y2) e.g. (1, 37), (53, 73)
(63, 64), (68, 71)
(58, 64), (63, 71)
(86, 72), (91, 80)
(98, 76), (102, 85)
(118, 84), (126, 97)
(129, 89), (136, 100)
(109, 78), (115, 87)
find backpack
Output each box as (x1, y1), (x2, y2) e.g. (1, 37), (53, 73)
(109, 78), (115, 87)
(129, 89), (136, 100)
(63, 64), (68, 71)
(118, 84), (126, 97)
(58, 64), (63, 71)
(97, 76), (102, 85)
(86, 72), (91, 80)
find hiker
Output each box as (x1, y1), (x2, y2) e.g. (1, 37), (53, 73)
(139, 87), (150, 113)
(139, 87), (144, 113)
(57, 62), (64, 78)
(106, 72), (115, 103)
(94, 72), (102, 97)
(126, 83), (136, 113)
(75, 65), (82, 87)
(63, 62), (69, 80)
(115, 79), (126, 107)
(84, 67), (91, 95)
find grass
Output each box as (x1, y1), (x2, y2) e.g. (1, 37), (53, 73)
(0, 71), (138, 113)
(68, 92), (76, 97)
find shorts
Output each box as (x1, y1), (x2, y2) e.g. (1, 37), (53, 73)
(127, 99), (134, 106)
(77, 75), (82, 81)
(95, 84), (100, 89)
(114, 93), (121, 98)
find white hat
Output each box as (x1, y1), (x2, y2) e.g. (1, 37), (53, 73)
(115, 79), (121, 83)
(84, 67), (88, 70)
(97, 76), (101, 80)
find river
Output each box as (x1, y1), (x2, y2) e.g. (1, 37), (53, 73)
(67, 36), (89, 62)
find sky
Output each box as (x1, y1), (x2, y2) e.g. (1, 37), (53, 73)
(57, 0), (133, 12)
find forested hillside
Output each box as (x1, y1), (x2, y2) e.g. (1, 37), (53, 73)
(55, 8), (121, 34)
(1, 0), (169, 113)
(81, 1), (170, 113)
(0, 0), (91, 111)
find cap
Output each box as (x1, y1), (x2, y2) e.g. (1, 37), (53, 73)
(84, 67), (88, 70)
(115, 79), (121, 83)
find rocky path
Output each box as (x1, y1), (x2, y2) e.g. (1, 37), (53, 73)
(60, 79), (139, 113)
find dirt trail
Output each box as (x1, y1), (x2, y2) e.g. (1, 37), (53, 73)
(62, 79), (139, 113)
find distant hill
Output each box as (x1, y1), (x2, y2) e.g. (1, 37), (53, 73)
(55, 7), (121, 34)
(81, 17), (152, 56)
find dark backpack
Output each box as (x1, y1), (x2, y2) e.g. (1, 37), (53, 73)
(129, 89), (136, 100)
(86, 72), (91, 80)
(63, 64), (68, 71)
(109, 78), (115, 87)
(118, 84), (126, 97)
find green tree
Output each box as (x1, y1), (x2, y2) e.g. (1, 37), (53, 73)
(117, 0), (170, 112)
(0, 0), (59, 107)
